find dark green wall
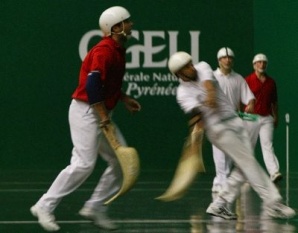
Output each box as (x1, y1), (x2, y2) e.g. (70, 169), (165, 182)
(253, 0), (298, 173)
(2, 1), (295, 175)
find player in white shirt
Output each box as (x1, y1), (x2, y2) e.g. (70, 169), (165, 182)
(211, 47), (255, 192)
(168, 51), (295, 220)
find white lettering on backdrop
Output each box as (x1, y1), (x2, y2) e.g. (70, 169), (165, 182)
(79, 30), (200, 98)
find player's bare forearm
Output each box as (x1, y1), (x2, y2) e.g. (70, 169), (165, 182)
(92, 102), (110, 126)
(203, 80), (217, 108)
(244, 99), (255, 113)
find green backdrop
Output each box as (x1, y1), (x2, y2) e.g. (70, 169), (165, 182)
(253, 0), (298, 174)
(1, 0), (297, 175)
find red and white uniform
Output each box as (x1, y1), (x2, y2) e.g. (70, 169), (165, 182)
(36, 37), (127, 213)
(244, 72), (280, 179)
(72, 37), (126, 109)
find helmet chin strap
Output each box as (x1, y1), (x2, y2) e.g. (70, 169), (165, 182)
(111, 21), (127, 37)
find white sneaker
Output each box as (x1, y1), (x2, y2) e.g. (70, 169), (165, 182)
(206, 203), (237, 220)
(30, 205), (60, 232)
(79, 207), (118, 230)
(265, 202), (296, 219)
(271, 172), (282, 183)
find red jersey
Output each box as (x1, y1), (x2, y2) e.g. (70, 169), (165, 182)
(72, 37), (126, 110)
(245, 72), (278, 116)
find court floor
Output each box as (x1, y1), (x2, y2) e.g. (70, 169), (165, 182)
(0, 169), (297, 233)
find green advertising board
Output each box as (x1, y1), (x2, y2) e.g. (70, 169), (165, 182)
(1, 0), (297, 174)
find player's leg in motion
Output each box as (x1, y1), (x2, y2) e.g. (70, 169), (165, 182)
(79, 123), (125, 230)
(30, 100), (101, 231)
(259, 116), (281, 182)
(206, 118), (295, 219)
(212, 145), (233, 192)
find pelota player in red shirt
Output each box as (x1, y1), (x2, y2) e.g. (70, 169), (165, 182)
(244, 53), (282, 183)
(30, 6), (141, 232)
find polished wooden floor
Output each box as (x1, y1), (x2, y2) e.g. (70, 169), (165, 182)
(0, 169), (297, 233)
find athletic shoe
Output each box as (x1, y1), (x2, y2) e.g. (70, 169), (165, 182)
(271, 172), (282, 183)
(79, 207), (118, 230)
(265, 202), (296, 219)
(206, 203), (237, 220)
(30, 205), (60, 232)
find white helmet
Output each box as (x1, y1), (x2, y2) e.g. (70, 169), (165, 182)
(217, 47), (235, 59)
(253, 53), (268, 63)
(168, 52), (192, 74)
(99, 6), (130, 36)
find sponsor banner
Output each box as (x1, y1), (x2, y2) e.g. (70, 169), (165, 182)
(79, 30), (200, 98)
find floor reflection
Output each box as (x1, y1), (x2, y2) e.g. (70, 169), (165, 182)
(190, 182), (296, 233)
(0, 170), (297, 233)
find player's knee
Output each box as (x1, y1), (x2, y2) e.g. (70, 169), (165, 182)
(73, 158), (96, 173)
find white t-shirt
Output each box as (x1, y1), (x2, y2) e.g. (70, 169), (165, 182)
(176, 62), (237, 128)
(213, 68), (255, 110)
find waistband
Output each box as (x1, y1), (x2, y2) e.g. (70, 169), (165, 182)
(220, 115), (238, 123)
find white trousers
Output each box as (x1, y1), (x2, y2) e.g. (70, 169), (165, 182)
(243, 115), (280, 177)
(212, 145), (233, 188)
(37, 99), (125, 213)
(206, 117), (282, 204)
